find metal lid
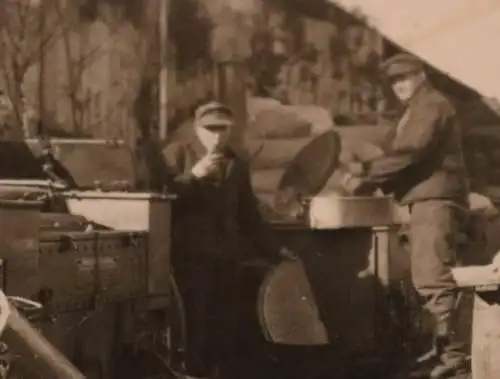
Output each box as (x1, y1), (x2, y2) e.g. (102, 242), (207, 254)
(275, 131), (341, 212)
(0, 141), (46, 179)
(49, 142), (137, 189)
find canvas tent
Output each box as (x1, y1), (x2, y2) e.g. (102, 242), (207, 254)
(249, 0), (500, 219)
(331, 0), (500, 104)
(325, 0), (500, 193)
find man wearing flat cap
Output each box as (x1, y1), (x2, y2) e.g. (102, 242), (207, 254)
(162, 101), (294, 379)
(341, 53), (470, 379)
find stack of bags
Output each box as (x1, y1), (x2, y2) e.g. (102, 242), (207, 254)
(245, 97), (392, 222)
(245, 98), (335, 220)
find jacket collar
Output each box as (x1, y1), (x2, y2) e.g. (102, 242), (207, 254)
(381, 82), (434, 151)
(406, 80), (433, 108)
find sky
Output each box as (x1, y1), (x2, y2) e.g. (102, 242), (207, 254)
(331, 0), (500, 101)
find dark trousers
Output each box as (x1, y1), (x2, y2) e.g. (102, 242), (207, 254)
(175, 256), (240, 377)
(408, 200), (469, 364)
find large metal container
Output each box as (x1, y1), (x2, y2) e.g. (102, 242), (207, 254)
(249, 129), (418, 367)
(308, 193), (395, 229)
(26, 138), (137, 190)
(38, 229), (149, 313)
(64, 191), (175, 304)
(262, 225), (411, 359)
(64, 191), (172, 230)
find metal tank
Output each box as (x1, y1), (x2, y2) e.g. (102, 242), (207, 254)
(245, 129), (419, 377)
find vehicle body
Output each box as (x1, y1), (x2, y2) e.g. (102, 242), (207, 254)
(0, 139), (183, 379)
(0, 136), (486, 379)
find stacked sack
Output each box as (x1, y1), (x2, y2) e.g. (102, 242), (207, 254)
(245, 98), (336, 221)
(245, 97), (392, 221)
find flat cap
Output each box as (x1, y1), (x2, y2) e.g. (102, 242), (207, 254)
(380, 53), (424, 77)
(194, 101), (234, 128)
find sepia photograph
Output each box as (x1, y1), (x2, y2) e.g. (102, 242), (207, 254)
(0, 0), (499, 378)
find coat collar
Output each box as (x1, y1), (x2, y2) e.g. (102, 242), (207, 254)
(406, 80), (434, 108)
(380, 82), (434, 152)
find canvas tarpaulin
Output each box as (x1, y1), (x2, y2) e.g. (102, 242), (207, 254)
(332, 0), (500, 102)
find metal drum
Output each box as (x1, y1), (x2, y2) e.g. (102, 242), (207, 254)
(250, 130), (342, 222)
(260, 129), (389, 225)
(238, 224), (412, 358)
(244, 123), (415, 364)
(256, 259), (328, 346)
(237, 257), (347, 378)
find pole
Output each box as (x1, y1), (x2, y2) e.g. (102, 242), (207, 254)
(0, 291), (86, 379)
(210, 1), (256, 157)
(451, 256), (500, 379)
(158, 0), (169, 141)
(37, 0), (44, 137)
(216, 62), (248, 150)
(3, 306), (86, 378)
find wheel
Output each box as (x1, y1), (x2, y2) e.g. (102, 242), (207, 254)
(112, 273), (187, 379)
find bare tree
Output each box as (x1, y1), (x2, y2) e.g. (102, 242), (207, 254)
(0, 0), (60, 138)
(0, 0), (135, 139)
(48, 1), (126, 136)
(49, 1), (159, 140)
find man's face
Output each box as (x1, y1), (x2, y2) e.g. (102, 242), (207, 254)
(195, 123), (232, 153)
(390, 71), (423, 102)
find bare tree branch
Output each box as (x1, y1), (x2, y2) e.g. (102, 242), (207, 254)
(51, 0), (133, 134)
(0, 0), (68, 137)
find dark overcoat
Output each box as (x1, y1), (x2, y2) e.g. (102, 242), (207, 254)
(161, 134), (280, 270)
(162, 133), (283, 375)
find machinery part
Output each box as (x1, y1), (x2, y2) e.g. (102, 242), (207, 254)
(0, 179), (67, 190)
(0, 289), (85, 378)
(162, 273), (187, 372)
(0, 342), (12, 379)
(62, 190), (174, 300)
(112, 274), (186, 379)
(274, 131), (342, 219)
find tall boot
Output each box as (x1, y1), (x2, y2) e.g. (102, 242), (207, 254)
(408, 339), (439, 378)
(430, 335), (468, 379)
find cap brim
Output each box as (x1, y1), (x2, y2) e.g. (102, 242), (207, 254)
(386, 68), (421, 78)
(381, 61), (424, 77)
(198, 114), (234, 128)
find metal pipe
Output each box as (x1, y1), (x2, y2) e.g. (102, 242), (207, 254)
(37, 0), (45, 137)
(4, 306), (86, 378)
(0, 291), (85, 378)
(26, 138), (126, 146)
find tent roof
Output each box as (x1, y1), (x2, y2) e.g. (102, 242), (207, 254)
(331, 0), (500, 102)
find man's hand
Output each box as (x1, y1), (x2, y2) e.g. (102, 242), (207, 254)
(340, 172), (363, 194)
(345, 161), (365, 175)
(340, 172), (378, 196)
(191, 152), (224, 178)
(279, 246), (298, 260)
